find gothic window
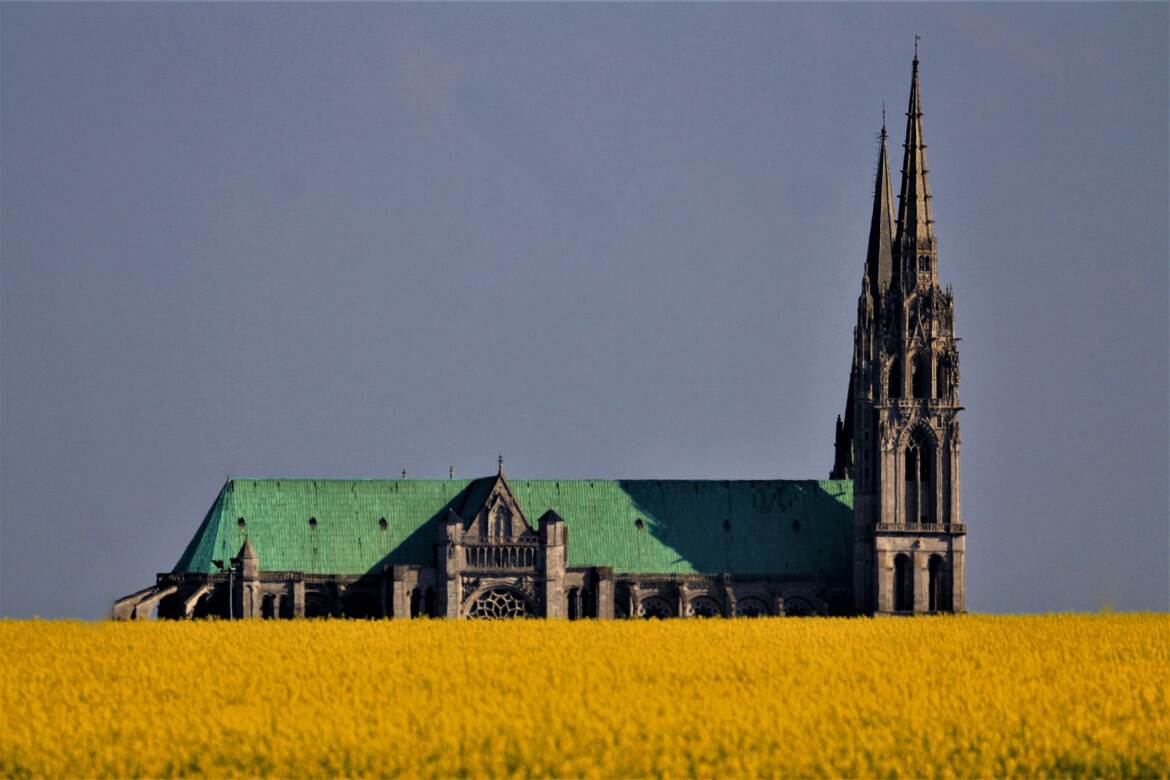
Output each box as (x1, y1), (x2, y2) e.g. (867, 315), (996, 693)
(894, 554), (914, 612)
(928, 555), (951, 613)
(614, 587), (631, 619)
(784, 597), (816, 616)
(936, 361), (952, 399)
(919, 255), (930, 273)
(687, 596), (722, 618)
(261, 594), (276, 619)
(467, 588), (533, 619)
(637, 596), (674, 619)
(491, 506), (511, 540)
(911, 355), (927, 399)
(905, 430), (934, 524)
(734, 597), (770, 618)
(887, 357), (902, 400)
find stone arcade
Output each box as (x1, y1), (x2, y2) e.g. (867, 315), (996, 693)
(115, 54), (966, 621)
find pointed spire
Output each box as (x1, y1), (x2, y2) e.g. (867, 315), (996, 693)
(237, 537), (258, 560)
(895, 52), (935, 259)
(866, 118), (896, 294)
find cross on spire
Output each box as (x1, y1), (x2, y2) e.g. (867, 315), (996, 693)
(497, 454), (504, 474)
(914, 33), (921, 60)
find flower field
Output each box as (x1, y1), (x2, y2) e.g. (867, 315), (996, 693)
(0, 614), (1166, 778)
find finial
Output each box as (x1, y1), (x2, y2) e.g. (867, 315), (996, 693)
(449, 465), (454, 479)
(914, 34), (921, 60)
(881, 100), (887, 138)
(497, 454), (504, 474)
(401, 468), (407, 479)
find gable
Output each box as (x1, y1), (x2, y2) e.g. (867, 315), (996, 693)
(173, 478), (853, 577)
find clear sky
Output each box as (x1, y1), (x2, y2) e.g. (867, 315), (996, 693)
(2, 3), (1166, 618)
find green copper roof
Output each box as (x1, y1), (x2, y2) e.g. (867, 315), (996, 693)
(173, 477), (852, 577)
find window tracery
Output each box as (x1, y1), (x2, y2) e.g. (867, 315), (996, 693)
(467, 588), (533, 619)
(734, 597), (770, 617)
(687, 596), (722, 618)
(637, 596), (673, 619)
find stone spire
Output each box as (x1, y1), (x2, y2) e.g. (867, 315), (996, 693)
(237, 537), (258, 560)
(895, 54), (935, 267)
(866, 120), (896, 295)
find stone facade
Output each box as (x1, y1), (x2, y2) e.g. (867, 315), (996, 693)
(114, 55), (965, 622)
(115, 467), (854, 621)
(830, 54), (966, 614)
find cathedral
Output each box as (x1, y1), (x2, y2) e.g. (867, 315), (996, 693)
(115, 54), (965, 621)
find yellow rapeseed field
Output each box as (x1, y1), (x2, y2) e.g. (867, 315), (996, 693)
(0, 614), (1166, 778)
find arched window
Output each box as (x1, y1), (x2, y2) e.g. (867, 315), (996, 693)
(687, 596), (722, 618)
(887, 357), (902, 400)
(911, 354), (927, 399)
(567, 587), (581, 620)
(783, 597), (816, 617)
(637, 596), (674, 619)
(261, 593), (276, 619)
(905, 429), (934, 525)
(734, 597), (771, 618)
(936, 360), (952, 399)
(928, 555), (951, 613)
(894, 554), (913, 612)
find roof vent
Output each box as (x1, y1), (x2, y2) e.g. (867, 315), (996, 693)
(309, 517), (318, 529)
(379, 518), (388, 531)
(237, 517), (246, 529)
(634, 518), (644, 531)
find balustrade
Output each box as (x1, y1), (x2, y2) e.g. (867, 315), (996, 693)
(875, 522), (966, 534)
(463, 542), (539, 570)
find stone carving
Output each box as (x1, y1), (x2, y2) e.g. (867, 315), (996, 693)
(467, 588), (533, 619)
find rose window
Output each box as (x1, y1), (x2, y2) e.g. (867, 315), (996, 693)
(734, 597), (771, 618)
(637, 596), (674, 619)
(687, 596), (722, 618)
(467, 588), (533, 619)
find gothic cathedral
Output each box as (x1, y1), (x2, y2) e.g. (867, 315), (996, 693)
(115, 55), (965, 621)
(831, 54), (967, 613)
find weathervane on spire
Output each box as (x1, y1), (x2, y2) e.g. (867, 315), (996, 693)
(914, 34), (922, 59)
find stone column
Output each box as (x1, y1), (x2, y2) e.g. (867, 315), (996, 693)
(594, 567), (614, 619)
(934, 443), (945, 526)
(721, 574), (736, 617)
(292, 580), (306, 618)
(390, 565), (410, 619)
(875, 549), (894, 614)
(437, 510), (464, 619)
(676, 584), (688, 618)
(539, 511), (566, 618)
(951, 542), (966, 613)
(913, 549), (930, 613)
(233, 539), (261, 619)
(952, 439), (962, 526)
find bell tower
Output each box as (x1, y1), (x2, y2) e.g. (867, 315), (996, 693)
(835, 54), (966, 614)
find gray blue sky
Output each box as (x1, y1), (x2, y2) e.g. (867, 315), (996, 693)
(2, 3), (1166, 618)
